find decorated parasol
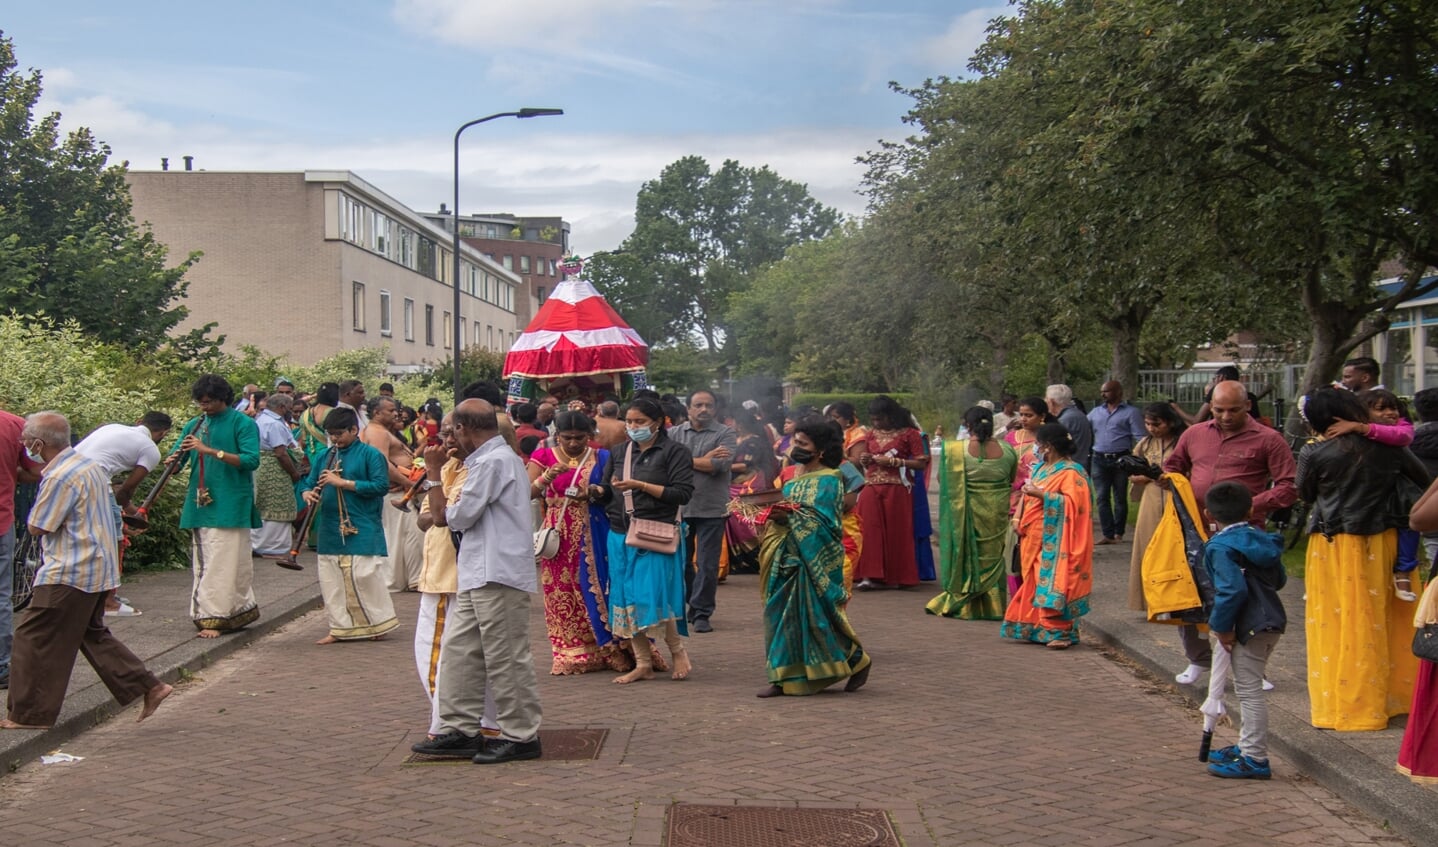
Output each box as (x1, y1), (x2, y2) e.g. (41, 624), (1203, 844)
(503, 256), (650, 403)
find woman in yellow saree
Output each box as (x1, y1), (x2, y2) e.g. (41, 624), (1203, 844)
(1001, 423), (1094, 649)
(757, 419), (871, 697)
(927, 406), (1017, 620)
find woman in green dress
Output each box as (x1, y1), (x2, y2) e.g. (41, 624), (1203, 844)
(926, 406), (1018, 620)
(757, 419), (871, 698)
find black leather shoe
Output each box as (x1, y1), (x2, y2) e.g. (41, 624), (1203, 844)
(692, 618), (713, 633)
(473, 737), (542, 764)
(411, 730), (487, 758)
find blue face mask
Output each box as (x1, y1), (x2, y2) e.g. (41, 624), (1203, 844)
(24, 444), (43, 464)
(627, 426), (655, 444)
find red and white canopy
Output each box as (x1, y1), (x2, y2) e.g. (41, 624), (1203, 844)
(502, 279), (649, 379)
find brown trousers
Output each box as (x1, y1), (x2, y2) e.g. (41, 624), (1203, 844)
(6, 584), (159, 727)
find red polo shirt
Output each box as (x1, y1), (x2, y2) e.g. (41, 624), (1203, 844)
(0, 408), (42, 528)
(1163, 415), (1297, 526)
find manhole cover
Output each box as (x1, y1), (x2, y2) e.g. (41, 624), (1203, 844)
(666, 804), (900, 847)
(401, 728), (607, 765)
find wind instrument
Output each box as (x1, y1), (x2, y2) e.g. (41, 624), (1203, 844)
(277, 447), (341, 570)
(123, 415), (202, 530)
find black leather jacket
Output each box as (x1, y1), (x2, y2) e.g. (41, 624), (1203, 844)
(1296, 436), (1431, 538)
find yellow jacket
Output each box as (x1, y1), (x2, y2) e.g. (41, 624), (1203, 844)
(1142, 474), (1209, 626)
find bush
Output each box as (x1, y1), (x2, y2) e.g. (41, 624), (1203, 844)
(790, 393), (918, 418)
(0, 313), (157, 433)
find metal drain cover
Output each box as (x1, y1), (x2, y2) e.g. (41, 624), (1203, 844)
(401, 728), (607, 765)
(666, 804), (900, 847)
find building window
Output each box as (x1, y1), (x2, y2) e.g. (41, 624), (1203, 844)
(400, 229), (415, 268)
(488, 325), (494, 350)
(379, 290), (391, 336)
(459, 318), (467, 350)
(502, 255), (513, 270)
(474, 322), (483, 348)
(352, 281), (365, 331)
(519, 255), (531, 273)
(443, 311), (452, 349)
(549, 259), (557, 276)
(424, 305), (434, 346)
(537, 286), (546, 304)
(418, 237), (437, 280)
(403, 298), (414, 341)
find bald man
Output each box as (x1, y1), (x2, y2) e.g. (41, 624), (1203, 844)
(1161, 380), (1297, 685)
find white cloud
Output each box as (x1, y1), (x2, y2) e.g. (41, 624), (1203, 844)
(918, 6), (1009, 73)
(391, 0), (651, 50)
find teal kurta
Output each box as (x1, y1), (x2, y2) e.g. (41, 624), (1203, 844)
(303, 440), (389, 557)
(177, 409), (262, 529)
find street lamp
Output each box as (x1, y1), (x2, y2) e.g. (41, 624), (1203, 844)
(452, 108), (564, 405)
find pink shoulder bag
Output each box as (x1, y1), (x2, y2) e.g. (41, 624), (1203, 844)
(622, 443), (682, 554)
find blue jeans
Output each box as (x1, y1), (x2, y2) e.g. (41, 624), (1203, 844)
(683, 517), (727, 623)
(1091, 452), (1131, 541)
(0, 526), (15, 676)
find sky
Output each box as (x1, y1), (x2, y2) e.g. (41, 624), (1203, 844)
(5, 0), (1009, 254)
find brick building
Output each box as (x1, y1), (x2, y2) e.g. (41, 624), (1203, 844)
(127, 170), (523, 370)
(420, 209), (570, 327)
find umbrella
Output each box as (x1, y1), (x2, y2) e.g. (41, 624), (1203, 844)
(1198, 634), (1232, 761)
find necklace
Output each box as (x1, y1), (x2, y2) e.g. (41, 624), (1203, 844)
(554, 445), (582, 468)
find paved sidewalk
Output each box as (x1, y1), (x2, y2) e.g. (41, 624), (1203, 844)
(1, 553), (323, 773)
(0, 558), (1417, 846)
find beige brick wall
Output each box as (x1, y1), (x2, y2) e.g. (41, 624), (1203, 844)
(127, 171), (521, 369)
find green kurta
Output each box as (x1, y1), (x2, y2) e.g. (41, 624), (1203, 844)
(304, 440), (389, 557)
(178, 409), (262, 529)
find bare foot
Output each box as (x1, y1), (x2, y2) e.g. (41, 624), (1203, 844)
(1046, 640), (1072, 650)
(137, 683), (173, 722)
(196, 629), (221, 639)
(613, 664), (654, 685)
(316, 635), (337, 645)
(670, 649), (692, 681)
(756, 684), (783, 698)
(0, 719), (51, 730)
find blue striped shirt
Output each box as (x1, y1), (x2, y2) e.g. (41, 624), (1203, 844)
(28, 447), (121, 593)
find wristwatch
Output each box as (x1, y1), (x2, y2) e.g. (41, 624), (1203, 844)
(419, 479), (439, 492)
(216, 450), (226, 460)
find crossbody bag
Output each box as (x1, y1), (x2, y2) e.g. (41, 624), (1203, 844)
(622, 443), (682, 554)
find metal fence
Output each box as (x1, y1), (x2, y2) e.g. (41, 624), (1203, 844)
(1134, 365), (1305, 418)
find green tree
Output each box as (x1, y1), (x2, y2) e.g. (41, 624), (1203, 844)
(611, 156), (839, 351)
(0, 33), (200, 350)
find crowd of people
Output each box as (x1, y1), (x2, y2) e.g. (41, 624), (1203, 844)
(3, 357), (1437, 783)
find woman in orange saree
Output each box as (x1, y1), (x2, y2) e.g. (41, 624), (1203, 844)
(1001, 423), (1094, 649)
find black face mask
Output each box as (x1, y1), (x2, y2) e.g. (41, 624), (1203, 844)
(789, 447), (816, 465)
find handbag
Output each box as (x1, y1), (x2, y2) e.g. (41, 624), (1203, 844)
(621, 443), (682, 554)
(533, 448), (591, 563)
(1411, 562), (1438, 662)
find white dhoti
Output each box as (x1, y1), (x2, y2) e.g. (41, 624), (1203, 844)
(381, 502), (425, 592)
(251, 521), (292, 557)
(317, 554), (400, 640)
(415, 591), (496, 735)
(191, 527), (260, 632)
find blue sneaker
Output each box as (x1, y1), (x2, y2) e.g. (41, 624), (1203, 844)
(1207, 744), (1243, 764)
(1208, 754), (1271, 779)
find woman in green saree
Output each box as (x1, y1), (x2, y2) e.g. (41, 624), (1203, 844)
(757, 418), (872, 698)
(926, 406), (1018, 619)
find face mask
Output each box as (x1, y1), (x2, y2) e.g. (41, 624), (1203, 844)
(627, 426), (654, 444)
(24, 443), (43, 464)
(1032, 445), (1045, 463)
(789, 447), (815, 465)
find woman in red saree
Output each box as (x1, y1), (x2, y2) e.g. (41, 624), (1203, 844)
(1001, 423), (1094, 649)
(853, 396), (928, 590)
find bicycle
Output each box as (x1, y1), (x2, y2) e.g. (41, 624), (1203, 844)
(11, 526), (40, 612)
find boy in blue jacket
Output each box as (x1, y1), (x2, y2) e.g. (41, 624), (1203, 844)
(1203, 481), (1287, 779)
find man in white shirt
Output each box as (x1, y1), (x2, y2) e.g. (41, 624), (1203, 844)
(74, 412), (172, 616)
(410, 398), (542, 764)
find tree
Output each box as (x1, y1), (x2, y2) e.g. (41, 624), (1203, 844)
(0, 32), (198, 351)
(611, 156), (839, 351)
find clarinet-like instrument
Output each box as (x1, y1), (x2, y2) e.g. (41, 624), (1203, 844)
(122, 415), (202, 530)
(276, 447), (341, 571)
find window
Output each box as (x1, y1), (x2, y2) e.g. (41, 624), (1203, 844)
(488, 325), (494, 350)
(372, 211), (389, 253)
(379, 290), (391, 336)
(459, 319), (467, 349)
(424, 305), (434, 346)
(519, 255), (531, 273)
(549, 259), (557, 276)
(418, 237), (437, 280)
(502, 255), (513, 270)
(352, 281), (365, 331)
(537, 286), (546, 304)
(474, 322), (483, 348)
(403, 298), (414, 341)
(399, 229), (415, 268)
(443, 311), (452, 349)
(342, 195), (364, 245)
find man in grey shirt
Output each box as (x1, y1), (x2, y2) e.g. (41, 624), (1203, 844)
(410, 398), (542, 765)
(1046, 384), (1093, 470)
(669, 389), (736, 633)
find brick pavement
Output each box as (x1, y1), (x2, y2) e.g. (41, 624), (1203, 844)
(0, 575), (1412, 847)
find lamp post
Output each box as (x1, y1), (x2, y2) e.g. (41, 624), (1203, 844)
(452, 108), (563, 406)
